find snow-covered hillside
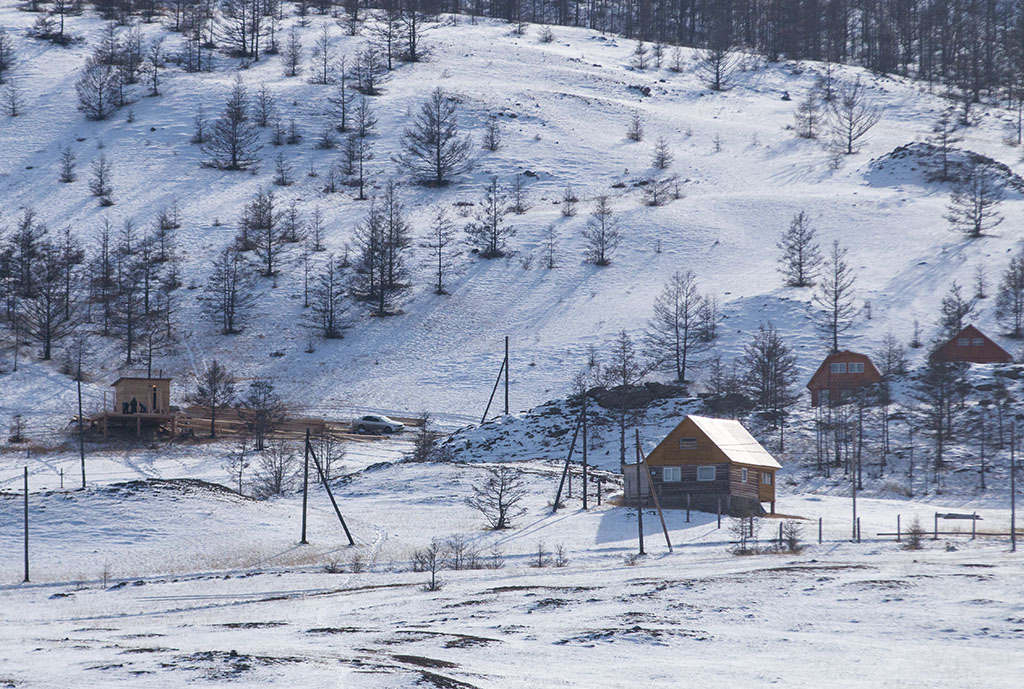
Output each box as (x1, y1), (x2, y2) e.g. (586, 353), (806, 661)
(4, 6), (1024, 439)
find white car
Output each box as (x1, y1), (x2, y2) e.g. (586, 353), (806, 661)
(352, 414), (405, 434)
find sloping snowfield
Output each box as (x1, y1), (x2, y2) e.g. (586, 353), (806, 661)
(4, 8), (1024, 431)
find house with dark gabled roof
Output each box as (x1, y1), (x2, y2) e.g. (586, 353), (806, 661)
(930, 324), (1012, 365)
(806, 351), (882, 407)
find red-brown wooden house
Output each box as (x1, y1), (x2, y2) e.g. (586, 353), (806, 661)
(930, 324), (1012, 365)
(806, 351), (882, 407)
(624, 415), (781, 516)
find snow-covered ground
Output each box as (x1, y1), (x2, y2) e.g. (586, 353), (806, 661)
(4, 7), (1024, 434)
(3, 9), (1024, 687)
(1, 457), (1021, 688)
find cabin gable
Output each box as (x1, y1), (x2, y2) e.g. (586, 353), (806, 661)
(930, 325), (1012, 364)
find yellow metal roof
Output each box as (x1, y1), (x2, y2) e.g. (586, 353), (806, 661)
(686, 415), (782, 470)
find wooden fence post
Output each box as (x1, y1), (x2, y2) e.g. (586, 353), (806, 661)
(818, 517), (822, 544)
(686, 493), (690, 523)
(856, 517), (861, 543)
(778, 522), (783, 547)
(933, 512), (939, 540)
(972, 512), (977, 540)
(717, 498), (721, 529)
(897, 514), (901, 543)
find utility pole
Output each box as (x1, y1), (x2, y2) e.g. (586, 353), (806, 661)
(77, 379), (86, 489)
(300, 429), (310, 545)
(23, 467), (29, 583)
(581, 392), (588, 510)
(635, 432), (645, 556)
(1012, 424), (1017, 553)
(852, 451), (858, 542)
(504, 336), (509, 416)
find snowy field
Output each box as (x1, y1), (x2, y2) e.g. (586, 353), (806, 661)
(1, 458), (1022, 688)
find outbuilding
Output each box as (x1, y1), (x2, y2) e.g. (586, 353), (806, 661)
(930, 324), (1012, 365)
(806, 351), (882, 407)
(625, 415), (781, 516)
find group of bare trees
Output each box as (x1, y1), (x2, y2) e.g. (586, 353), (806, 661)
(0, 203), (183, 374)
(75, 22), (165, 121)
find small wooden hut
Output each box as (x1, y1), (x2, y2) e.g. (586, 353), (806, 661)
(94, 377), (175, 437)
(930, 324), (1012, 365)
(625, 415), (781, 516)
(806, 351), (882, 407)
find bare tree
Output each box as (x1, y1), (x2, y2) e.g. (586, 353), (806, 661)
(251, 441), (298, 497)
(422, 207), (457, 294)
(0, 27), (15, 84)
(202, 77), (262, 170)
(187, 360), (237, 438)
(928, 110), (962, 181)
(399, 87), (473, 186)
(89, 153), (114, 205)
(651, 135), (672, 169)
(4, 77), (23, 117)
(282, 26), (302, 77)
(814, 240), (857, 352)
(482, 116), (502, 151)
(581, 195), (620, 266)
(223, 436), (250, 494)
(777, 210), (822, 287)
(239, 379), (287, 451)
(202, 247), (257, 334)
(308, 23), (335, 84)
(794, 88), (822, 139)
(602, 330), (654, 469)
(466, 176), (514, 258)
(75, 60), (121, 120)
(59, 145), (77, 183)
(827, 78), (882, 154)
(996, 250), (1024, 337)
(308, 253), (349, 337)
(466, 465), (528, 529)
(740, 322), (800, 448)
(945, 162), (1004, 238)
(645, 271), (717, 383)
(938, 281), (975, 337)
(626, 111), (644, 142)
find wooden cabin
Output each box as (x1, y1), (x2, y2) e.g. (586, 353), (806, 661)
(930, 324), (1012, 365)
(625, 415), (781, 516)
(806, 351), (882, 407)
(112, 377), (172, 415)
(91, 377), (176, 437)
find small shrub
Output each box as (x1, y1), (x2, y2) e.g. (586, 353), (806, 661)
(903, 517), (924, 550)
(623, 552), (640, 566)
(554, 543), (569, 568)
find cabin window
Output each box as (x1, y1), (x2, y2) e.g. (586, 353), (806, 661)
(972, 338), (985, 346)
(697, 466), (716, 481)
(741, 468), (748, 482)
(679, 437), (697, 450)
(663, 466), (681, 482)
(848, 362), (864, 373)
(830, 362), (847, 373)
(959, 338), (971, 346)
(761, 472), (773, 485)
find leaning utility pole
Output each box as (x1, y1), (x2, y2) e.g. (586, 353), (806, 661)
(504, 336), (509, 415)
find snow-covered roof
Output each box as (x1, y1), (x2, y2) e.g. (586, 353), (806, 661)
(687, 415), (782, 470)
